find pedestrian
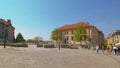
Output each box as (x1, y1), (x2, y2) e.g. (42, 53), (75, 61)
(118, 46), (120, 55)
(107, 46), (110, 54)
(113, 46), (118, 55)
(109, 45), (113, 54)
(96, 45), (99, 53)
(101, 45), (105, 54)
(58, 42), (60, 50)
(91, 45), (95, 53)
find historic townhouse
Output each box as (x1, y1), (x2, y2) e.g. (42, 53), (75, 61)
(58, 22), (104, 46)
(98, 31), (105, 46)
(106, 34), (113, 46)
(106, 30), (120, 46)
(111, 30), (120, 45)
(0, 19), (15, 42)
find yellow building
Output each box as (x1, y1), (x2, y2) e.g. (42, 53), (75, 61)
(106, 30), (120, 46)
(106, 37), (112, 46)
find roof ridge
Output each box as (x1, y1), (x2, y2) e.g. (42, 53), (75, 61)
(58, 22), (91, 30)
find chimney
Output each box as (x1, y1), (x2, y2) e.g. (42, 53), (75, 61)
(7, 19), (11, 23)
(86, 21), (89, 24)
(7, 19), (11, 25)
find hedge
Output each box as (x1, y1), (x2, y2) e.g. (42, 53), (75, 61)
(9, 44), (28, 47)
(37, 44), (43, 47)
(7, 43), (28, 47)
(44, 44), (55, 48)
(61, 44), (70, 48)
(70, 46), (79, 49)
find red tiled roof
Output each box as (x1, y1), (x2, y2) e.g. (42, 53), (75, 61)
(58, 22), (91, 30)
(0, 19), (15, 29)
(0, 19), (8, 25)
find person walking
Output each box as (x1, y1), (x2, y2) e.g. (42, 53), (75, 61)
(118, 46), (120, 55)
(56, 41), (61, 50)
(107, 46), (110, 54)
(113, 46), (118, 55)
(96, 45), (99, 53)
(91, 45), (95, 53)
(101, 45), (105, 54)
(109, 45), (113, 54)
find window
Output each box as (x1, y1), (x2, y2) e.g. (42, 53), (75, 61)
(65, 31), (68, 35)
(2, 32), (4, 35)
(66, 31), (68, 34)
(71, 30), (73, 34)
(60, 32), (62, 35)
(2, 27), (4, 30)
(66, 36), (68, 40)
(71, 36), (73, 40)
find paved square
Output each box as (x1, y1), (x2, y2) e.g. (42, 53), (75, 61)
(0, 46), (120, 68)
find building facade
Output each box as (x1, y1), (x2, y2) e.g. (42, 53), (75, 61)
(106, 30), (120, 46)
(112, 30), (120, 45)
(0, 19), (15, 42)
(106, 34), (113, 46)
(58, 22), (104, 46)
(98, 31), (105, 46)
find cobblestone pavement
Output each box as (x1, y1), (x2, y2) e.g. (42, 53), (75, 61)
(0, 46), (120, 68)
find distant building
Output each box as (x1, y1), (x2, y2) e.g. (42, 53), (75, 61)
(112, 30), (120, 45)
(0, 19), (15, 42)
(106, 37), (110, 46)
(98, 31), (105, 46)
(57, 22), (104, 46)
(106, 30), (120, 46)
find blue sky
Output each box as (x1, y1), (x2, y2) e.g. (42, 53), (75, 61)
(0, 0), (120, 40)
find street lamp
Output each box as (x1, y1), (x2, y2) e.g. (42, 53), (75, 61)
(4, 26), (8, 48)
(58, 32), (61, 50)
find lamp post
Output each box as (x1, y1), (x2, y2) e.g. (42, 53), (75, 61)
(4, 26), (8, 48)
(58, 32), (61, 50)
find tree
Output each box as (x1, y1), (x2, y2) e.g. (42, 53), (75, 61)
(27, 39), (35, 43)
(34, 36), (43, 42)
(15, 33), (25, 42)
(73, 26), (88, 44)
(34, 36), (43, 44)
(51, 29), (62, 50)
(26, 37), (43, 44)
(51, 29), (61, 41)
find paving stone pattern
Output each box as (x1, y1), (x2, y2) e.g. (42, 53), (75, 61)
(0, 46), (120, 68)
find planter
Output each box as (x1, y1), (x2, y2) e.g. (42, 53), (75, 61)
(61, 44), (70, 48)
(37, 44), (43, 47)
(44, 44), (55, 48)
(70, 46), (79, 49)
(8, 43), (28, 47)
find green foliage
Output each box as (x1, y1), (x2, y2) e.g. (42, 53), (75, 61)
(34, 36), (43, 44)
(15, 33), (25, 42)
(73, 26), (88, 42)
(51, 29), (61, 41)
(34, 36), (43, 42)
(9, 44), (28, 47)
(27, 39), (35, 43)
(6, 43), (28, 47)
(26, 37), (43, 44)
